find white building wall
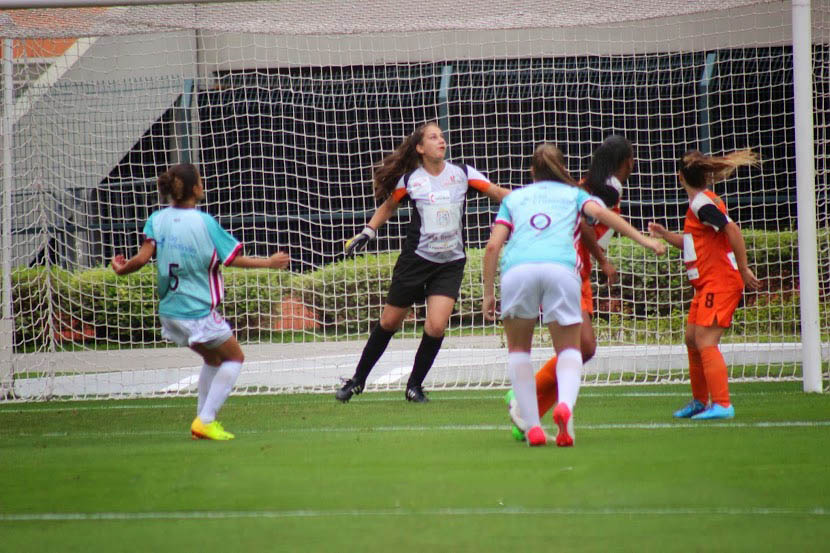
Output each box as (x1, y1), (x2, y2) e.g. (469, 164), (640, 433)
(10, 31), (197, 267)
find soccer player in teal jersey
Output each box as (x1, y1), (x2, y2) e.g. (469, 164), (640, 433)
(112, 163), (289, 440)
(482, 144), (665, 446)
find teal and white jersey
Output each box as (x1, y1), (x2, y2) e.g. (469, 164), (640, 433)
(143, 207), (242, 319)
(494, 180), (600, 275)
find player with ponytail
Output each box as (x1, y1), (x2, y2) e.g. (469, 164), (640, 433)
(506, 135), (632, 441)
(337, 121), (509, 403)
(344, 125), (433, 255)
(484, 144), (665, 446)
(112, 163), (289, 440)
(649, 150), (762, 420)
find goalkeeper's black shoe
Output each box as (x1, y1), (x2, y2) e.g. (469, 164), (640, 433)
(405, 385), (429, 403)
(335, 378), (364, 403)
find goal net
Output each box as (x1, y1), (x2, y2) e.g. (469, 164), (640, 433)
(1, 0), (827, 400)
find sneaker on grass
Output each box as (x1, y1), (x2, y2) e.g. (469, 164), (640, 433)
(552, 403), (574, 447)
(190, 417), (235, 440)
(405, 385), (429, 403)
(526, 425), (546, 447)
(672, 399), (706, 419)
(691, 403), (735, 420)
(335, 378), (364, 403)
(504, 389), (527, 442)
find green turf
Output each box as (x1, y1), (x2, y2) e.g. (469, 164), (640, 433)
(1, 382), (828, 552)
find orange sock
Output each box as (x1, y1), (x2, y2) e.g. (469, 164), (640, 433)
(687, 347), (708, 404)
(535, 355), (558, 417)
(700, 345), (730, 407)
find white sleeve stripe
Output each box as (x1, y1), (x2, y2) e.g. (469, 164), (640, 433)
(466, 165), (490, 183)
(581, 198), (604, 214)
(689, 191), (716, 217)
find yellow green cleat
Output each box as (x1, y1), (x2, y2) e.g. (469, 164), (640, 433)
(190, 417), (235, 440)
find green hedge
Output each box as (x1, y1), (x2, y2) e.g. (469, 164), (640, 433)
(597, 229), (807, 342)
(8, 229), (823, 350)
(11, 265), (290, 349)
(605, 229), (800, 317)
(288, 252), (399, 335)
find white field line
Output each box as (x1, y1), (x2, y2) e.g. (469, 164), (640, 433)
(1, 506), (826, 522)
(4, 420), (830, 439)
(0, 389), (810, 413)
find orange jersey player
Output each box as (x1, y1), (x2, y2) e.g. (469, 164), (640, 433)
(649, 149), (762, 420)
(576, 174), (622, 313)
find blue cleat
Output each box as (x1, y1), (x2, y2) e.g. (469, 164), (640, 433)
(691, 403), (735, 420)
(672, 399), (707, 418)
(504, 389), (526, 441)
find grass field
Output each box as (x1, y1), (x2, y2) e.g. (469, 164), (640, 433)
(1, 381), (828, 552)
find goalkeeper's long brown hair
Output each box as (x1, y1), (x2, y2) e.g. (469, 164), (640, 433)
(530, 143), (576, 186)
(678, 149), (760, 190)
(373, 122), (438, 201)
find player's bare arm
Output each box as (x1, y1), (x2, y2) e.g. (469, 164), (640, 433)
(585, 203), (665, 256)
(482, 223), (510, 321)
(230, 252), (290, 270)
(647, 221), (684, 249)
(345, 195), (401, 255)
(111, 239), (155, 275)
(482, 182), (511, 202)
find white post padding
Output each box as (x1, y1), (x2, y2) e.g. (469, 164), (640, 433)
(1, 39), (15, 396)
(792, 0), (823, 393)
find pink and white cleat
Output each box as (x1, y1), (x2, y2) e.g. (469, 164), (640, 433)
(552, 403), (575, 447)
(526, 425), (547, 447)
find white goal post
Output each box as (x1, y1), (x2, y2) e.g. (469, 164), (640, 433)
(0, 0), (827, 400)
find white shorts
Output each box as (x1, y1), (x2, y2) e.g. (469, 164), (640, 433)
(500, 263), (582, 325)
(160, 311), (233, 349)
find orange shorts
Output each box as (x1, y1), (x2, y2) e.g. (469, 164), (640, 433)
(687, 287), (742, 328)
(580, 277), (593, 315)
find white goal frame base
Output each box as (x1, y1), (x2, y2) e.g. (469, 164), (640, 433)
(9, 339), (817, 399)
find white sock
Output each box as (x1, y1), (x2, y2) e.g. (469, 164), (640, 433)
(507, 351), (540, 428)
(197, 363), (219, 416)
(556, 347), (582, 411)
(198, 360), (242, 423)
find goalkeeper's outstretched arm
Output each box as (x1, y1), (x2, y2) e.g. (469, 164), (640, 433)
(345, 195), (401, 255)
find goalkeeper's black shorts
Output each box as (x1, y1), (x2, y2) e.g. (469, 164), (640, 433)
(385, 251), (466, 308)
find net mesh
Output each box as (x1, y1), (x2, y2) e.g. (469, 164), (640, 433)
(0, 0), (827, 399)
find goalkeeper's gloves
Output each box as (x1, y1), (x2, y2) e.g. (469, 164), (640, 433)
(344, 226), (376, 256)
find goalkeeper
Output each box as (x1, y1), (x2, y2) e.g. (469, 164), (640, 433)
(112, 163), (289, 440)
(336, 121), (509, 403)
